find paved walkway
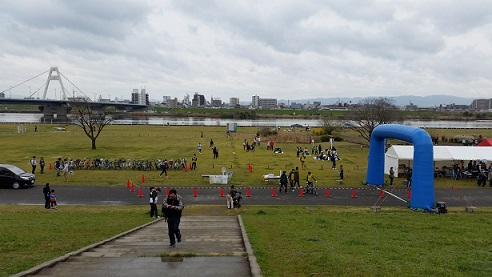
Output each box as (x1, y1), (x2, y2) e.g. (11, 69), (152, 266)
(19, 216), (257, 277)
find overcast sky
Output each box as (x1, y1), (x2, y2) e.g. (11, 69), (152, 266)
(1, 0), (491, 103)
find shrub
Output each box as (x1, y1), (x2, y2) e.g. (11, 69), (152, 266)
(311, 128), (325, 136)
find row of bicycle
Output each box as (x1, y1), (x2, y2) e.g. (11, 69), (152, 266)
(58, 158), (189, 171)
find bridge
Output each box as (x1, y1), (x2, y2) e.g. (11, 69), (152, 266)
(0, 67), (147, 122)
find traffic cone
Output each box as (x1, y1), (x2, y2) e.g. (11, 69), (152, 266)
(351, 188), (357, 198)
(193, 187), (198, 197)
(271, 188), (277, 197)
(141, 175), (145, 183)
(248, 164), (253, 173)
(137, 187), (143, 198)
(299, 187), (304, 197)
(165, 187), (170, 195)
(246, 187), (251, 197)
(126, 179), (130, 189)
(49, 163), (52, 171)
(325, 187), (331, 198)
(407, 189), (411, 199)
(219, 187), (224, 197)
(379, 189), (384, 199)
(131, 183), (135, 192)
(185, 165), (188, 172)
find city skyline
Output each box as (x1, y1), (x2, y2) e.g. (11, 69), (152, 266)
(1, 1), (491, 101)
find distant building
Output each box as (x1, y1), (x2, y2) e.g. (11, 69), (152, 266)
(193, 93), (206, 107)
(131, 88), (149, 105)
(290, 102), (303, 109)
(162, 96), (171, 105)
(470, 99), (492, 111)
(229, 97), (240, 107)
(211, 97), (222, 107)
(182, 94), (191, 107)
(259, 98), (277, 109)
(313, 101), (321, 107)
(167, 97), (179, 108)
(251, 95), (260, 108)
(0, 92), (4, 98)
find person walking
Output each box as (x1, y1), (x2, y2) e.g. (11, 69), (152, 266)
(294, 167), (300, 189)
(279, 171), (288, 193)
(149, 187), (159, 218)
(162, 189), (184, 248)
(339, 165), (344, 180)
(226, 185), (238, 209)
(42, 183), (51, 209)
(30, 156), (37, 174)
(50, 189), (57, 209)
(300, 154), (306, 169)
(39, 157), (45, 174)
(62, 159), (69, 182)
(197, 143), (202, 154)
(389, 167), (395, 186)
(288, 168), (295, 192)
(55, 158), (62, 177)
(191, 154), (197, 170)
(159, 161), (168, 177)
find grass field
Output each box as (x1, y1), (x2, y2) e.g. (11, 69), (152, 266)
(1, 205), (491, 277)
(1, 123), (491, 188)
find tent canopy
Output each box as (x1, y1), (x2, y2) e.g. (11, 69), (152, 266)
(384, 145), (492, 174)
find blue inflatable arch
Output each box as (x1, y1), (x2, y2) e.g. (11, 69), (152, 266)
(366, 124), (434, 210)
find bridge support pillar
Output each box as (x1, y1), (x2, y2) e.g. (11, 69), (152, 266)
(40, 104), (69, 123)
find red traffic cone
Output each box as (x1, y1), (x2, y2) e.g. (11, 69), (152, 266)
(379, 189), (384, 199)
(185, 165), (188, 172)
(49, 163), (52, 171)
(137, 187), (143, 198)
(246, 187), (251, 197)
(407, 189), (411, 199)
(219, 187), (224, 197)
(299, 187), (304, 197)
(271, 188), (277, 197)
(126, 179), (130, 188)
(141, 175), (145, 183)
(165, 187), (170, 195)
(130, 183), (135, 192)
(351, 188), (358, 198)
(326, 187), (331, 198)
(193, 187), (198, 197)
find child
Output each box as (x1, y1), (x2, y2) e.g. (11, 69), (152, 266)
(50, 189), (57, 209)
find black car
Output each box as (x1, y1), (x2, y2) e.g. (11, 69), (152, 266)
(0, 164), (35, 189)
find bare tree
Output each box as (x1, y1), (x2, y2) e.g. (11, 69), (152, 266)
(319, 118), (341, 135)
(68, 101), (113, 150)
(346, 97), (403, 143)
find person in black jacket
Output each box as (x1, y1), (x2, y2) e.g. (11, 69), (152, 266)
(42, 183), (51, 209)
(162, 189), (184, 248)
(149, 187), (159, 218)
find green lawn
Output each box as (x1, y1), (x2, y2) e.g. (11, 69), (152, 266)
(1, 123), (491, 188)
(1, 205), (491, 277)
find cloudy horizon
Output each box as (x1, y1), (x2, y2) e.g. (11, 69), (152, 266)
(1, 0), (491, 103)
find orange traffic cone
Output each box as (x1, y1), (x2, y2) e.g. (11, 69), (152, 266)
(379, 189), (384, 199)
(299, 187), (304, 197)
(165, 187), (170, 195)
(131, 183), (135, 192)
(49, 163), (52, 171)
(271, 188), (277, 197)
(325, 187), (331, 198)
(193, 187), (198, 197)
(137, 187), (143, 198)
(407, 189), (411, 199)
(351, 188), (358, 198)
(126, 179), (130, 189)
(248, 164), (253, 173)
(219, 187), (224, 197)
(246, 187), (251, 197)
(141, 175), (145, 183)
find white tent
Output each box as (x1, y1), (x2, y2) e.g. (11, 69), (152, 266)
(384, 145), (492, 175)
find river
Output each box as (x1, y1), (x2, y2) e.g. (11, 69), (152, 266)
(0, 113), (491, 129)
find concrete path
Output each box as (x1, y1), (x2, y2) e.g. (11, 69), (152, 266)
(20, 216), (256, 277)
